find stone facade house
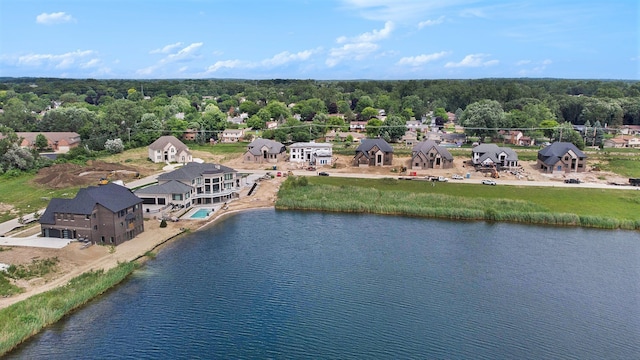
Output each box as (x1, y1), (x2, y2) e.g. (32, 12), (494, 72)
(410, 140), (454, 170)
(537, 142), (587, 173)
(243, 138), (287, 163)
(39, 183), (144, 246)
(471, 144), (519, 169)
(353, 139), (394, 166)
(148, 135), (192, 164)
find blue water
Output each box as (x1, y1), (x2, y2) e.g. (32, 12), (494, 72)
(189, 208), (210, 219)
(8, 210), (640, 359)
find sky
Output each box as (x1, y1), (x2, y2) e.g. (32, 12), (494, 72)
(0, 0), (638, 80)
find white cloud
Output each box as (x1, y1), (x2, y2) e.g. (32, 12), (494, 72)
(205, 60), (247, 73)
(337, 21), (394, 44)
(81, 59), (100, 68)
(150, 42), (183, 54)
(328, 22), (393, 67)
(516, 60), (531, 66)
(326, 42), (379, 67)
(17, 50), (94, 68)
(418, 16), (445, 29)
(137, 42), (203, 76)
(517, 59), (552, 76)
(36, 12), (75, 25)
(397, 51), (450, 66)
(445, 54), (498, 68)
(261, 49), (318, 67)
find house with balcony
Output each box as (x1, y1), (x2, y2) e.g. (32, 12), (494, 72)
(135, 162), (241, 213)
(39, 183), (144, 246)
(289, 142), (333, 166)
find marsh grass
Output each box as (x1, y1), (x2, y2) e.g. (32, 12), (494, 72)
(0, 262), (138, 356)
(276, 178), (640, 230)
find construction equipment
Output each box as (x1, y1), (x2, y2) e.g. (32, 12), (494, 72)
(98, 177), (109, 185)
(489, 164), (500, 178)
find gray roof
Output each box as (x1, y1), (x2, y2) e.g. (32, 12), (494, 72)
(355, 138), (394, 153)
(473, 144), (518, 162)
(40, 183), (142, 225)
(412, 140), (453, 160)
(134, 180), (193, 196)
(246, 138), (286, 155)
(157, 162), (237, 182)
(538, 142), (586, 165)
(148, 135), (190, 154)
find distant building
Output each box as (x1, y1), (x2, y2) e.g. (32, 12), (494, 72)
(39, 183), (144, 246)
(537, 142), (587, 173)
(289, 142), (333, 166)
(410, 140), (454, 169)
(148, 135), (193, 164)
(353, 138), (394, 166)
(13, 132), (81, 153)
(220, 129), (245, 143)
(243, 138), (287, 163)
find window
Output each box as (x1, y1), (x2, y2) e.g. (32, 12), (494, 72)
(110, 237), (114, 244)
(172, 194), (183, 201)
(224, 173), (233, 180)
(94, 225), (98, 230)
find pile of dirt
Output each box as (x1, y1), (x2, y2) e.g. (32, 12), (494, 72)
(34, 161), (142, 189)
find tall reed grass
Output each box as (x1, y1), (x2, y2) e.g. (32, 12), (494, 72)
(0, 262), (138, 356)
(276, 181), (639, 230)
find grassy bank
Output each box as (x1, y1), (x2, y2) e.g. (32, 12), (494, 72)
(0, 261), (138, 356)
(276, 176), (640, 230)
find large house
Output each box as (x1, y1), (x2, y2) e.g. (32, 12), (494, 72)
(324, 130), (365, 143)
(289, 142), (333, 166)
(353, 138), (394, 166)
(243, 138), (287, 163)
(471, 144), (519, 169)
(537, 142), (587, 173)
(135, 162), (241, 211)
(148, 135), (192, 164)
(410, 140), (454, 169)
(15, 132), (81, 153)
(39, 183), (144, 246)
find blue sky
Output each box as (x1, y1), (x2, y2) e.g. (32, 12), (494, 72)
(0, 0), (638, 80)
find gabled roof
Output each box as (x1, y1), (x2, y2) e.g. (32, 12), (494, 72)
(473, 144), (518, 161)
(149, 135), (190, 153)
(246, 138), (285, 155)
(40, 183), (141, 224)
(355, 138), (394, 153)
(412, 140), (453, 160)
(15, 132), (81, 145)
(134, 180), (193, 196)
(289, 142), (333, 149)
(538, 142), (586, 165)
(157, 162), (237, 182)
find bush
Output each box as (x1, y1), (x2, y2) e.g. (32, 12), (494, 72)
(160, 219), (168, 228)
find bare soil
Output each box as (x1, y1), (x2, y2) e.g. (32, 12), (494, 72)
(33, 160), (150, 189)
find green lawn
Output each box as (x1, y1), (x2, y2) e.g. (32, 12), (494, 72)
(189, 142), (247, 154)
(0, 174), (79, 223)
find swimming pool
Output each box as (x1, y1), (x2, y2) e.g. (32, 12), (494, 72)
(189, 208), (211, 219)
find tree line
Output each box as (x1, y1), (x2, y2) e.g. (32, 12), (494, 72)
(0, 77), (638, 173)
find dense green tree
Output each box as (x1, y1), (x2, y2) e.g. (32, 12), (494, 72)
(554, 122), (585, 149)
(35, 133), (49, 151)
(239, 100), (261, 116)
(384, 114), (407, 142)
(365, 118), (383, 138)
(360, 107), (379, 120)
(38, 106), (97, 132)
(354, 95), (374, 114)
(401, 95), (425, 118)
(461, 100), (505, 138)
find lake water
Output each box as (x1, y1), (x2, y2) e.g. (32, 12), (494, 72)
(8, 209), (640, 359)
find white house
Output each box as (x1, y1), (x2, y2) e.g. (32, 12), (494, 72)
(289, 142), (333, 166)
(220, 129), (245, 143)
(148, 135), (193, 164)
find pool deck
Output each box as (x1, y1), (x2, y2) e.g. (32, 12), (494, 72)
(183, 206), (220, 220)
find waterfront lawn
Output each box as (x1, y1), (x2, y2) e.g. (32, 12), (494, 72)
(276, 176), (640, 229)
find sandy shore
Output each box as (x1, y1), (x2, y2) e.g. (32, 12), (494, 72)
(0, 175), (285, 310)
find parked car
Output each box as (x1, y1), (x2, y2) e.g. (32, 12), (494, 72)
(482, 179), (497, 186)
(564, 178), (581, 184)
(318, 172), (330, 176)
(451, 174), (464, 180)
